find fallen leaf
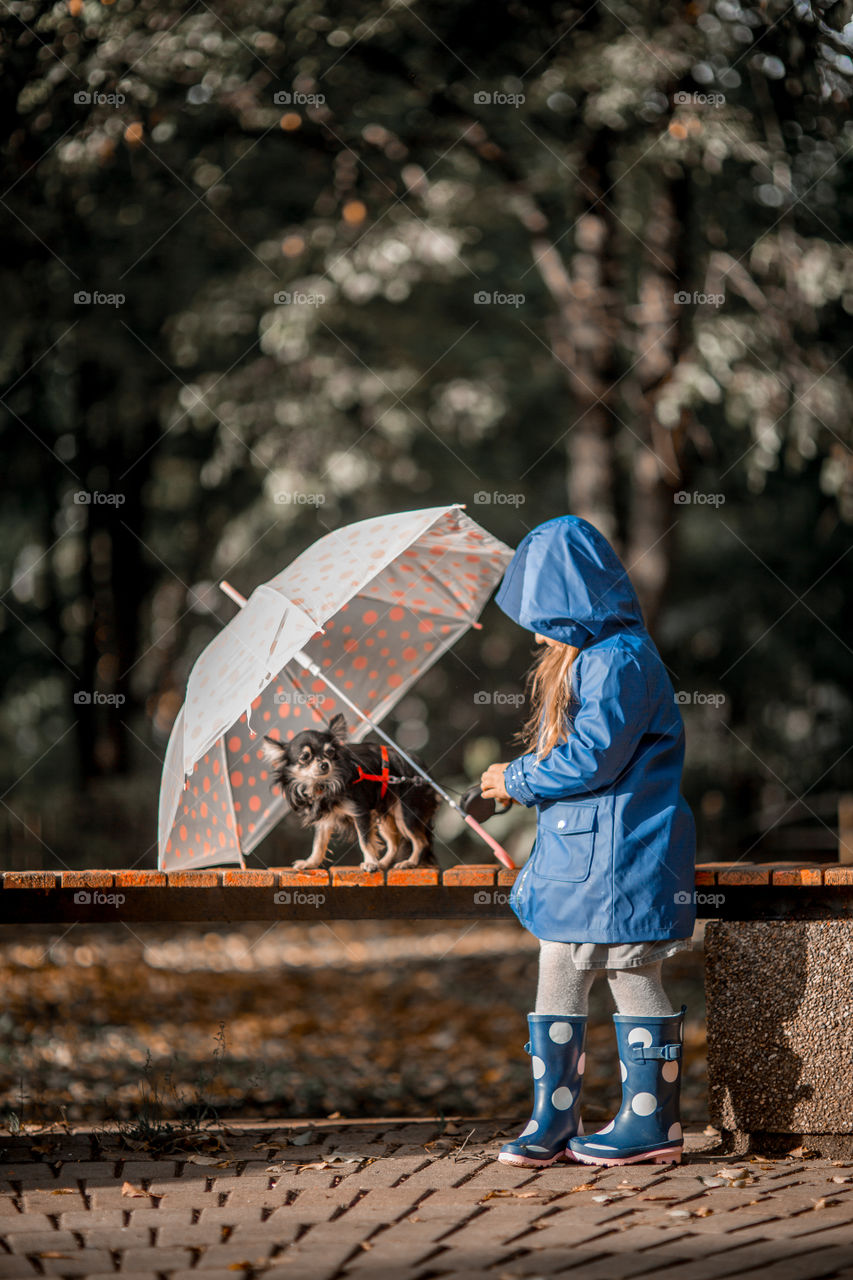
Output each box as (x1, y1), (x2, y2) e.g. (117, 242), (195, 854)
(703, 1125), (721, 1137)
(667, 1209), (692, 1219)
(296, 1162), (331, 1172)
(37, 1252), (69, 1259)
(291, 1131), (316, 1146)
(813, 1197), (840, 1210)
(789, 1146), (820, 1159)
(481, 1188), (544, 1201)
(831, 1176), (852, 1184)
(121, 1181), (146, 1198)
(325, 1151), (362, 1164)
(50, 1189), (76, 1196)
(186, 1155), (218, 1166)
(326, 1111), (343, 1119)
(592, 1194), (612, 1204)
(713, 1167), (755, 1186)
(359, 1241), (373, 1251)
(695, 1207), (713, 1217)
(569, 1182), (597, 1193)
(699, 1177), (725, 1188)
(831, 1162), (853, 1169)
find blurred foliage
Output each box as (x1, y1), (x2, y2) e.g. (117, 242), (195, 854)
(1, 0), (852, 867)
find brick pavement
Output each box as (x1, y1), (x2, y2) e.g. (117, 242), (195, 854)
(0, 1118), (852, 1278)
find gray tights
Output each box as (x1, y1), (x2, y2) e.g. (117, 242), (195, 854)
(535, 940), (675, 1017)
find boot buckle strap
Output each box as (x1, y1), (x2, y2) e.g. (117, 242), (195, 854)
(524, 1041), (532, 1055)
(629, 1042), (682, 1063)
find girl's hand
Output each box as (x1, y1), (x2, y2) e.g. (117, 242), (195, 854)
(481, 762), (512, 803)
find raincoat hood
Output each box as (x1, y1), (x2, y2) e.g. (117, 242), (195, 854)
(495, 515), (645, 648)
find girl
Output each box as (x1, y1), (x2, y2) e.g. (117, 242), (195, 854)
(480, 515), (696, 1167)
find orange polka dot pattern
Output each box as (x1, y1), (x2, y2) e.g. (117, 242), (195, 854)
(159, 505), (513, 870)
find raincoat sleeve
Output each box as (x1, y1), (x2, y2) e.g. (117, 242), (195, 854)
(503, 649), (649, 805)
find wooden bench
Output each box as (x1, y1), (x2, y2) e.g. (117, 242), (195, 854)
(2, 860), (851, 1156)
(0, 862), (850, 923)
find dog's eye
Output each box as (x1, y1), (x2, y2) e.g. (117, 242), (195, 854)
(323, 745), (335, 756)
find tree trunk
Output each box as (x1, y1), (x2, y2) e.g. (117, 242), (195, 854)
(623, 177), (687, 632)
(529, 133), (622, 547)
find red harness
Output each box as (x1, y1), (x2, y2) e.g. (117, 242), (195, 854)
(353, 743), (391, 797)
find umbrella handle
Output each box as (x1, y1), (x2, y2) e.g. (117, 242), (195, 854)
(462, 814), (515, 870)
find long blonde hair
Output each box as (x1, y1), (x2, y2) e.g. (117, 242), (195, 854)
(516, 639), (580, 760)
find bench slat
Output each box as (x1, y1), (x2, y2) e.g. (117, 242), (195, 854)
(0, 863), (842, 890)
(1, 865), (850, 925)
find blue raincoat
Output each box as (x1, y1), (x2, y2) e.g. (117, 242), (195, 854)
(496, 515), (696, 944)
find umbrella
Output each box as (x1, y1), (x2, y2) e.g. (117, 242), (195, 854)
(158, 504), (515, 871)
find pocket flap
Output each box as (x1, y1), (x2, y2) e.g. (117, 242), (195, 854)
(538, 803), (598, 835)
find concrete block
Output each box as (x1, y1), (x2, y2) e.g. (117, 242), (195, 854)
(706, 920), (853, 1155)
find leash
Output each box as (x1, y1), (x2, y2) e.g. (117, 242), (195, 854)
(352, 743), (427, 794)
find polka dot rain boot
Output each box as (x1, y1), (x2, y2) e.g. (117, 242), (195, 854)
(498, 1014), (587, 1168)
(569, 1006), (686, 1166)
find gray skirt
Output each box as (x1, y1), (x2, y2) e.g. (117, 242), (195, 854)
(566, 937), (693, 971)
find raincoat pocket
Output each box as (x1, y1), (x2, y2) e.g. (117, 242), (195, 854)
(533, 802), (599, 884)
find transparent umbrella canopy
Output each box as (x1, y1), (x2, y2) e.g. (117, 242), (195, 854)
(158, 504), (515, 871)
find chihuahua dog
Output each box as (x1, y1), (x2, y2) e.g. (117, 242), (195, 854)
(262, 713), (438, 872)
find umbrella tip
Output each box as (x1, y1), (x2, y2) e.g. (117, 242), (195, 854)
(219, 580), (248, 608)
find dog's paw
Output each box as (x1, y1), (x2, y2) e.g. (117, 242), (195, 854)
(359, 860), (382, 873)
(292, 859), (319, 872)
(394, 857), (421, 870)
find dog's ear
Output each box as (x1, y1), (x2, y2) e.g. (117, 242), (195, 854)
(328, 712), (349, 740)
(261, 735), (288, 767)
